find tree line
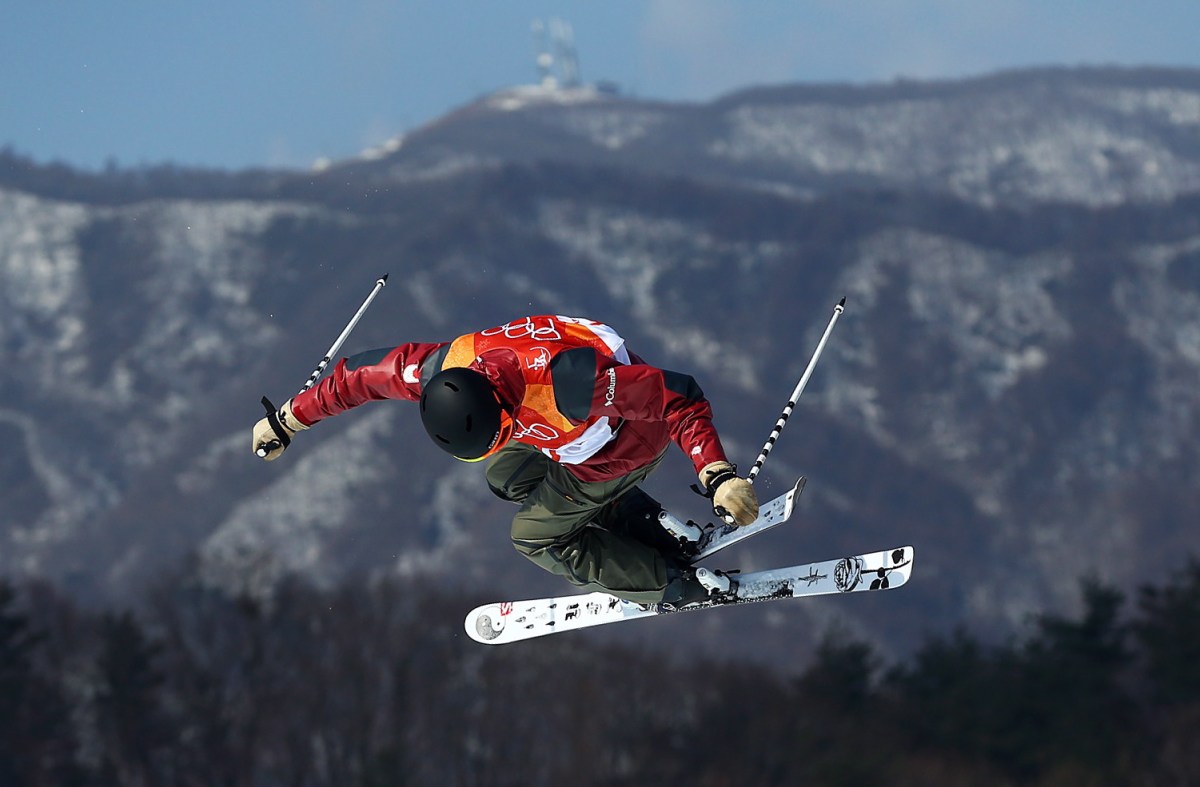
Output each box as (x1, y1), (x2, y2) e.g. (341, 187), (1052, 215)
(2, 560), (1199, 786)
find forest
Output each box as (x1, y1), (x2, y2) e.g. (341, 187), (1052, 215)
(2, 558), (1199, 787)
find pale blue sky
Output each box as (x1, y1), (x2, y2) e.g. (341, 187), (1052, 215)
(3, 1), (1197, 172)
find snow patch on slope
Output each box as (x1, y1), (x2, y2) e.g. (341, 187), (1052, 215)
(486, 84), (604, 112)
(552, 106), (669, 150)
(710, 83), (1200, 205)
(827, 228), (1072, 453)
(1114, 235), (1200, 463)
(537, 201), (780, 390)
(198, 403), (397, 600)
(0, 407), (118, 572)
(0, 189), (90, 366)
(394, 463), (493, 581)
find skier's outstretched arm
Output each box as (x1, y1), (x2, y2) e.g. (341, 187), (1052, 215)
(252, 342), (446, 460)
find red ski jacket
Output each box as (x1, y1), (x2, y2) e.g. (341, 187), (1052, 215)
(290, 315), (730, 483)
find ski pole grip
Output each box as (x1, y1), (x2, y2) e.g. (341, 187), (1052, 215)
(256, 396), (291, 457)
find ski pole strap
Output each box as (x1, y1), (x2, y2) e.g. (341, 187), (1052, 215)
(691, 467), (740, 525)
(691, 463), (739, 500)
(702, 467), (739, 496)
(703, 467), (741, 525)
(258, 396), (291, 456)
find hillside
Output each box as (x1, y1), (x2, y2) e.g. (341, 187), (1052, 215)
(3, 66), (1200, 661)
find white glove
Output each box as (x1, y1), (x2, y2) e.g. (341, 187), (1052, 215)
(252, 398), (308, 461)
(699, 461), (759, 526)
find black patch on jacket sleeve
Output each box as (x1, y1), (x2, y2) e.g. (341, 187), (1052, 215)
(345, 347), (395, 371)
(662, 369), (704, 401)
(551, 347), (599, 421)
(419, 345), (451, 387)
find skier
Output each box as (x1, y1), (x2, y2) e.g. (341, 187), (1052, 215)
(251, 315), (758, 607)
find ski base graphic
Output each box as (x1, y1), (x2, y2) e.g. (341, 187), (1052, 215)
(466, 545), (914, 645)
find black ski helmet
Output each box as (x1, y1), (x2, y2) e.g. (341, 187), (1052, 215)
(420, 367), (510, 461)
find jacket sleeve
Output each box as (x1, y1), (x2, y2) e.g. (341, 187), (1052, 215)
(554, 349), (729, 474)
(289, 341), (448, 426)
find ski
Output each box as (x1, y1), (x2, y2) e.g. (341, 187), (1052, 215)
(689, 476), (805, 562)
(465, 545), (914, 645)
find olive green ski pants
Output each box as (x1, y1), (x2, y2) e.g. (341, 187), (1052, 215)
(485, 443), (673, 604)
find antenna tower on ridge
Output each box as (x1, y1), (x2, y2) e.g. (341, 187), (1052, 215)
(531, 17), (581, 89)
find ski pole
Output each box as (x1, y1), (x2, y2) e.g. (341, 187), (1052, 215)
(746, 296), (845, 483)
(256, 273), (389, 457)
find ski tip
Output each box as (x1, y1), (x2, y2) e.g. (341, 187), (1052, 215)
(782, 476), (806, 518)
(892, 545), (915, 582)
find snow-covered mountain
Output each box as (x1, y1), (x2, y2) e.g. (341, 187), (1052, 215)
(345, 67), (1200, 207)
(3, 66), (1199, 660)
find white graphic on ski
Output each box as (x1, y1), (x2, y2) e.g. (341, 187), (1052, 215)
(465, 545), (914, 645)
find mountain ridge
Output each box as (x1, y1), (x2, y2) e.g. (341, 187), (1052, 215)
(3, 65), (1199, 662)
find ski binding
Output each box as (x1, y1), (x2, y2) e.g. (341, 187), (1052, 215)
(657, 476), (806, 562)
